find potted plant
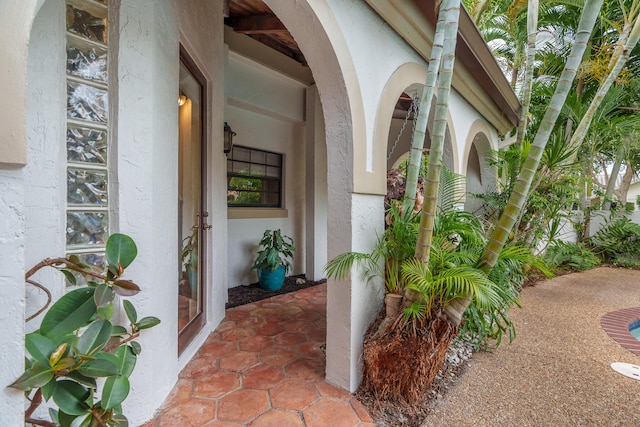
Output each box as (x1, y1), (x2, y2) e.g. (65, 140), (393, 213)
(251, 229), (295, 291)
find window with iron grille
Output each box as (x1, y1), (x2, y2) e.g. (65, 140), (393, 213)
(227, 146), (282, 208)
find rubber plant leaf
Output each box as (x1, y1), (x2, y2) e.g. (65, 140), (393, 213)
(122, 300), (137, 324)
(8, 362), (53, 391)
(112, 280), (140, 297)
(40, 287), (96, 339)
(78, 358), (119, 378)
(25, 332), (55, 364)
(101, 375), (130, 410)
(106, 233), (137, 270)
(52, 380), (90, 416)
(114, 345), (137, 377)
(76, 319), (112, 356)
(95, 283), (115, 308)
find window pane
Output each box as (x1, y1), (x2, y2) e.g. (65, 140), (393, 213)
(250, 164), (266, 177)
(67, 126), (107, 164)
(266, 166), (280, 178)
(228, 190), (262, 205)
(233, 146), (251, 162)
(67, 81), (108, 123)
(232, 161), (251, 174)
(67, 168), (108, 206)
(263, 192), (280, 206)
(66, 4), (107, 44)
(266, 153), (281, 166)
(66, 211), (108, 246)
(228, 176), (262, 191)
(67, 37), (108, 82)
(251, 150), (266, 165)
(65, 252), (107, 288)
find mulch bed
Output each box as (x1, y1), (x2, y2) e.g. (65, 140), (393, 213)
(226, 274), (325, 309)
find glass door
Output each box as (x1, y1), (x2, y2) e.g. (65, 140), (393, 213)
(178, 51), (208, 353)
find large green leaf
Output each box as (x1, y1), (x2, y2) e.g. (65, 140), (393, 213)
(25, 332), (55, 364)
(122, 300), (137, 324)
(70, 413), (92, 427)
(106, 234), (137, 270)
(8, 362), (53, 391)
(41, 377), (58, 400)
(101, 375), (130, 410)
(52, 380), (90, 416)
(95, 283), (115, 308)
(65, 370), (97, 389)
(137, 316), (161, 330)
(77, 358), (119, 378)
(110, 413), (129, 427)
(40, 288), (96, 338)
(112, 280), (140, 297)
(76, 320), (112, 356)
(114, 345), (137, 377)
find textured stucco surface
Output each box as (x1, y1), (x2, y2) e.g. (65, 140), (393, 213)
(421, 267), (640, 426)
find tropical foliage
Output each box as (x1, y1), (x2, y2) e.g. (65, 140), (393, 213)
(11, 234), (160, 427)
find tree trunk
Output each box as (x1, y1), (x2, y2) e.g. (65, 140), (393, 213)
(444, 0), (605, 326)
(602, 142), (625, 210)
(414, 0), (461, 263)
(515, 0), (539, 148)
(403, 0), (449, 215)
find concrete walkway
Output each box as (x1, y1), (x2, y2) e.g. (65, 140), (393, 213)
(421, 267), (640, 426)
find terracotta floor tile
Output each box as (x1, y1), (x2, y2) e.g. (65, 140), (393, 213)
(306, 327), (327, 343)
(200, 340), (238, 358)
(236, 316), (267, 329)
(220, 327), (255, 341)
(225, 310), (250, 321)
(163, 378), (194, 405)
(239, 335), (274, 352)
(270, 380), (319, 410)
(204, 422), (244, 427)
(314, 380), (351, 399)
(274, 332), (307, 346)
(217, 389), (269, 423)
(193, 371), (241, 398)
(255, 323), (285, 336)
(248, 409), (305, 426)
(259, 346), (298, 366)
(180, 357), (219, 379)
(284, 320), (315, 334)
(156, 397), (217, 427)
(302, 398), (361, 427)
(350, 398), (374, 422)
(297, 342), (324, 359)
(149, 284), (372, 427)
(285, 358), (324, 381)
(242, 364), (285, 389)
(219, 350), (260, 372)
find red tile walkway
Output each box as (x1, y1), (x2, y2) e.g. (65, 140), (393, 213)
(142, 283), (374, 426)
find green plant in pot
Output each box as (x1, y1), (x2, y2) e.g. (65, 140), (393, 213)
(251, 229), (295, 291)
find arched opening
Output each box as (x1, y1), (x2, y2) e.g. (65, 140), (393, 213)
(463, 129), (496, 214)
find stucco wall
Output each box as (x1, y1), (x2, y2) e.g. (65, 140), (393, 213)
(226, 53), (307, 288)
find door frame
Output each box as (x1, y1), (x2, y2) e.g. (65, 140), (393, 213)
(178, 45), (209, 355)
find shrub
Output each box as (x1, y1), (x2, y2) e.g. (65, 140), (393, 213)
(589, 217), (640, 267)
(545, 241), (600, 272)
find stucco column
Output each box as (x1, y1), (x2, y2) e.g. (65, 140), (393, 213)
(305, 85), (328, 281)
(0, 170), (26, 426)
(325, 190), (385, 392)
(115, 1), (179, 423)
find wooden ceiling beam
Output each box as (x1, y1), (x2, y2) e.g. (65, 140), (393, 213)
(228, 14), (288, 35)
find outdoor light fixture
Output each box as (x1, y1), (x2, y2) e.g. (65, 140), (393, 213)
(178, 95), (187, 106)
(224, 122), (236, 154)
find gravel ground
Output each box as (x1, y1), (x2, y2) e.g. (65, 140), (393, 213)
(420, 267), (640, 427)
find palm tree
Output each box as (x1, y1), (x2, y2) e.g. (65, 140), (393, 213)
(445, 0), (605, 326)
(403, 0), (449, 215)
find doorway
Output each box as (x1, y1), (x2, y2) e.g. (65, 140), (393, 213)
(178, 49), (208, 354)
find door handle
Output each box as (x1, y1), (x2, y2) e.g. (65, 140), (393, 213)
(203, 223), (212, 230)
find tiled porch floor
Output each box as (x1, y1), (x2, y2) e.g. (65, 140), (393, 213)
(143, 283), (374, 427)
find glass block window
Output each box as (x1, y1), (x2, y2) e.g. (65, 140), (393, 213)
(65, 0), (109, 281)
(227, 146), (283, 208)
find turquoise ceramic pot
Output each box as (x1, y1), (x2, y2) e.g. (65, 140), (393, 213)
(258, 266), (286, 291)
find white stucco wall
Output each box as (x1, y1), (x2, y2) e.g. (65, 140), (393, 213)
(0, 169), (26, 425)
(226, 53), (307, 288)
